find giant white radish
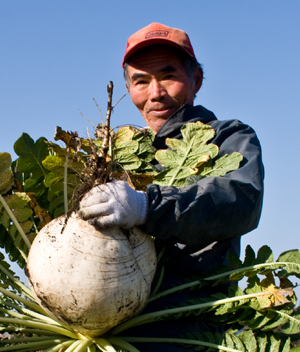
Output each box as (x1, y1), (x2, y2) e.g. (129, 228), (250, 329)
(26, 212), (157, 337)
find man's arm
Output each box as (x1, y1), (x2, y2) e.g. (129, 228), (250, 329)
(140, 119), (264, 245)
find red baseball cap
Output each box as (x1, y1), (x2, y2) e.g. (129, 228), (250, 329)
(122, 23), (196, 67)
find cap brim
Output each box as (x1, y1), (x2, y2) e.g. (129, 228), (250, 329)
(122, 38), (195, 67)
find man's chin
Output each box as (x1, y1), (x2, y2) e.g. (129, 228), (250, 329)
(146, 118), (169, 134)
(144, 108), (179, 133)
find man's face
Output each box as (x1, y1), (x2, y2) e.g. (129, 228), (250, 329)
(126, 46), (201, 134)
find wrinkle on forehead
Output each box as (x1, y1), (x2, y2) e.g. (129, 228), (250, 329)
(130, 65), (177, 82)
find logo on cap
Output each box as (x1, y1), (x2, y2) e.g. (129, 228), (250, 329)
(145, 30), (169, 39)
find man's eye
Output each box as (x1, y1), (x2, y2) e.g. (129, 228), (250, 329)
(164, 74), (175, 80)
(135, 80), (147, 85)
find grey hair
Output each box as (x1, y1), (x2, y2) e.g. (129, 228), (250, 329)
(123, 45), (203, 89)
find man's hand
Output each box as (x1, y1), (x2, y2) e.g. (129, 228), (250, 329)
(78, 180), (148, 229)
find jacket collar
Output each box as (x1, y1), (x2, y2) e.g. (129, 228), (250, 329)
(153, 104), (218, 149)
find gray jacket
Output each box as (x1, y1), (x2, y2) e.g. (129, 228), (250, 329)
(130, 104), (264, 351)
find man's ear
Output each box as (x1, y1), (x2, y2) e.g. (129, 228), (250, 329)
(126, 82), (130, 93)
(193, 66), (203, 94)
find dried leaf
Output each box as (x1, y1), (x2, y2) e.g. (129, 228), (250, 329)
(114, 126), (136, 141)
(54, 126), (81, 152)
(128, 173), (155, 191)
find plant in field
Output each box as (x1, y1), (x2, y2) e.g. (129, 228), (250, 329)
(0, 83), (299, 351)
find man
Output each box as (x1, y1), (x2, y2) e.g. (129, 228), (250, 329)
(79, 23), (264, 351)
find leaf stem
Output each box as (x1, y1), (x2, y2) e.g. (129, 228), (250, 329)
(87, 345), (97, 352)
(0, 307), (35, 321)
(0, 286), (45, 314)
(43, 340), (75, 352)
(0, 317), (79, 339)
(0, 338), (68, 351)
(64, 340), (82, 352)
(111, 291), (276, 335)
(0, 262), (34, 299)
(3, 327), (60, 335)
(1, 303), (64, 327)
(167, 138), (193, 186)
(95, 337), (118, 352)
(64, 148), (69, 214)
(205, 262), (289, 280)
(148, 261), (291, 303)
(30, 214), (39, 233)
(99, 81), (113, 160)
(0, 194), (31, 251)
(0, 335), (65, 344)
(108, 337), (141, 352)
(73, 339), (94, 352)
(119, 336), (241, 352)
(150, 266), (164, 297)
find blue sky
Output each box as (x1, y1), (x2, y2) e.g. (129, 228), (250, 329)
(1, 1), (300, 284)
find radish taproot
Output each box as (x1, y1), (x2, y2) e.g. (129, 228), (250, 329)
(26, 212), (157, 337)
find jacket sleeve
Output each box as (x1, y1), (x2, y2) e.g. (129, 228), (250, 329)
(140, 119), (264, 246)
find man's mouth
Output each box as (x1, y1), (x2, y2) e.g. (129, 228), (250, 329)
(148, 107), (174, 118)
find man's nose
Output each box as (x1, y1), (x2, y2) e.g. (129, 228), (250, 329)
(149, 79), (166, 101)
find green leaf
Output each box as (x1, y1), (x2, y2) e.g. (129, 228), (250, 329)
(165, 139), (188, 156)
(12, 208), (33, 223)
(4, 193), (31, 209)
(24, 175), (44, 191)
(49, 195), (65, 214)
(114, 151), (142, 170)
(14, 134), (49, 178)
(199, 152), (243, 178)
(54, 205), (65, 218)
(237, 330), (257, 352)
(278, 250), (300, 264)
(153, 122), (243, 186)
(0, 193), (33, 266)
(223, 332), (245, 351)
(0, 153), (12, 172)
(228, 252), (243, 270)
(0, 153), (14, 195)
(0, 168), (14, 195)
(256, 332), (268, 352)
(42, 155), (84, 173)
(262, 309), (294, 332)
(114, 140), (139, 154)
(44, 172), (64, 188)
(246, 310), (286, 331)
(181, 121), (215, 145)
(112, 126), (156, 174)
(255, 245), (274, 264)
(281, 309), (300, 335)
(0, 252), (24, 291)
(137, 140), (156, 154)
(114, 126), (135, 142)
(0, 226), (26, 268)
(153, 164), (198, 187)
(268, 334), (285, 352)
(243, 245), (256, 267)
(277, 250), (300, 279)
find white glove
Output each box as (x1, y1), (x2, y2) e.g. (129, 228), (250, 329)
(78, 180), (148, 229)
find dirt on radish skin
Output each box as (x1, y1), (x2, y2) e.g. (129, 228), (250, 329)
(26, 212), (157, 337)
